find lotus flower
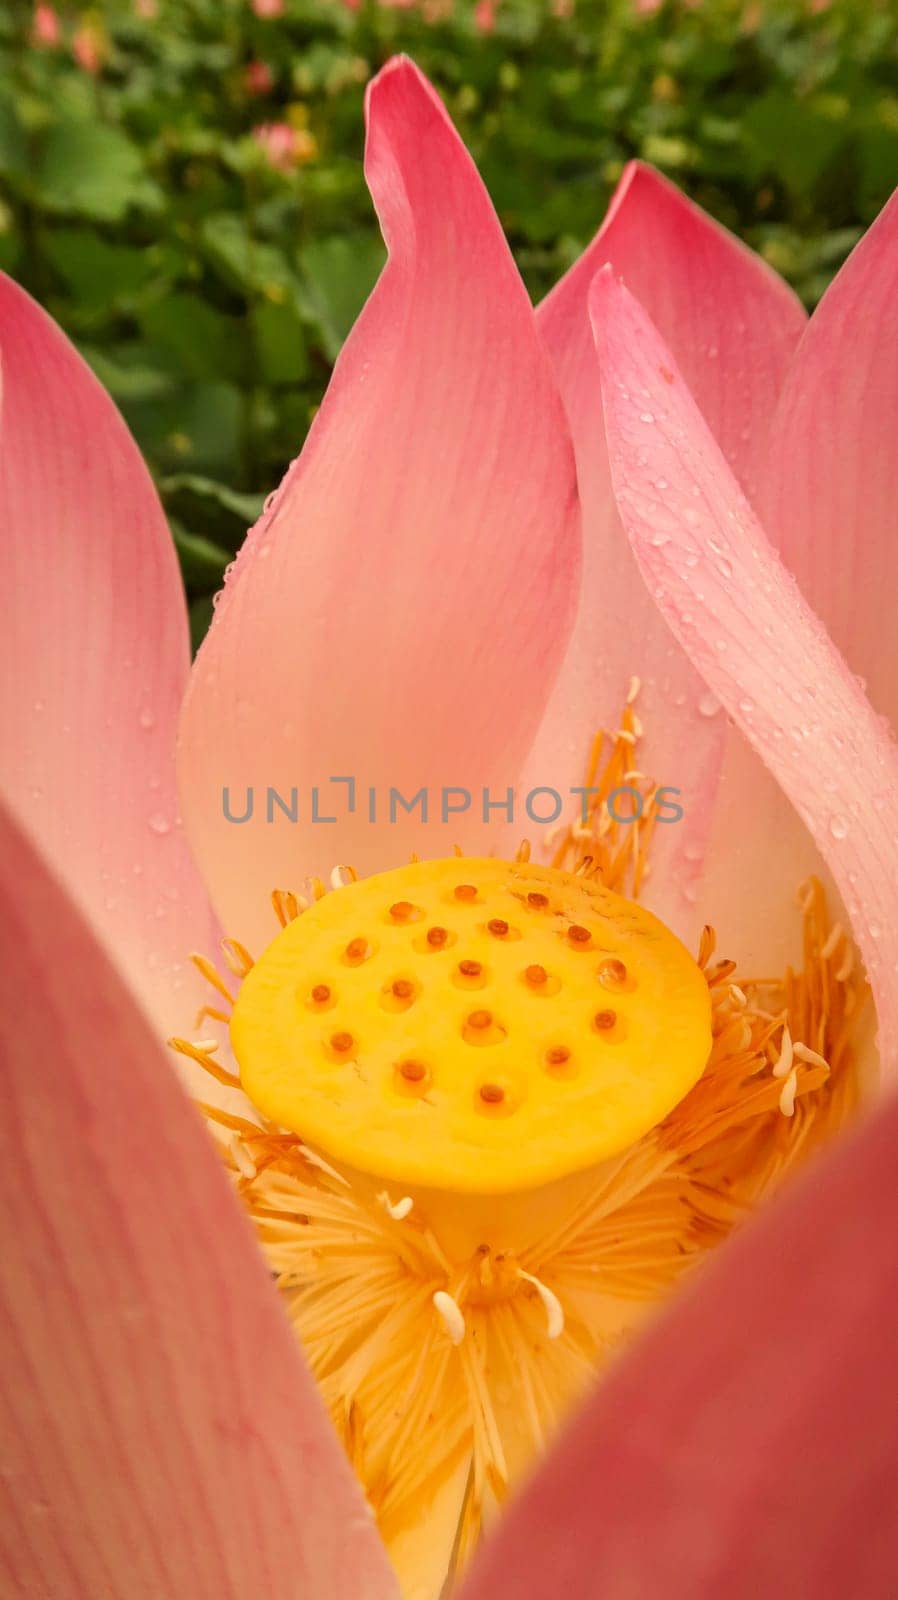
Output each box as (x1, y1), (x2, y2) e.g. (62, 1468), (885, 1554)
(1, 55), (897, 1600)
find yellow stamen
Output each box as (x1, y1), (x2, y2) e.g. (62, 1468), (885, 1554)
(182, 714), (865, 1600)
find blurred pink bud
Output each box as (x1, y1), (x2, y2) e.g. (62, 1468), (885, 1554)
(245, 59), (275, 94)
(252, 121), (316, 171)
(252, 0), (285, 16)
(474, 0), (496, 27)
(72, 22), (105, 73)
(31, 3), (60, 46)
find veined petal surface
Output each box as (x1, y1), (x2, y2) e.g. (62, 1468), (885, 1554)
(526, 165), (806, 933)
(0, 801), (397, 1600)
(0, 273), (216, 1033)
(762, 188), (898, 731)
(697, 190), (898, 973)
(590, 268), (898, 1072)
(179, 57), (580, 948)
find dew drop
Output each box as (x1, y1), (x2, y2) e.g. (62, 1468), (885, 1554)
(639, 412), (655, 424)
(148, 811), (172, 836)
(829, 815), (848, 841)
(138, 708), (155, 731)
(697, 693), (720, 718)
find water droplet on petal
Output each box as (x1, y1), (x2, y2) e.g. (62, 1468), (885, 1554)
(697, 693), (720, 718)
(829, 815), (848, 841)
(148, 811), (171, 836)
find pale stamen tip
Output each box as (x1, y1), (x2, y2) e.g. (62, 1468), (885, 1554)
(229, 1135), (257, 1180)
(778, 1068), (799, 1118)
(378, 1191), (414, 1222)
(432, 1290), (466, 1345)
(518, 1269), (565, 1340)
(773, 1025), (794, 1079)
(794, 1042), (830, 1072)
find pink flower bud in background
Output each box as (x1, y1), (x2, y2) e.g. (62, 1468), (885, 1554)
(252, 0), (285, 17)
(474, 0), (496, 30)
(252, 120), (316, 171)
(72, 20), (105, 74)
(31, 3), (60, 46)
(245, 59), (275, 95)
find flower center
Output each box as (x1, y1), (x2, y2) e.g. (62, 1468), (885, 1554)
(230, 856), (712, 1199)
(176, 702), (864, 1600)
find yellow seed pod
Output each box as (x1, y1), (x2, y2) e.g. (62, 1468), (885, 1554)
(231, 857), (711, 1195)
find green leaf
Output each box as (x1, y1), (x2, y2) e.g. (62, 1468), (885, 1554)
(139, 292), (245, 383)
(171, 520), (232, 588)
(78, 343), (178, 404)
(0, 92), (28, 181)
(250, 297), (309, 385)
(160, 473), (264, 542)
(741, 93), (848, 199)
(36, 120), (162, 222)
(122, 381), (244, 474)
(298, 231), (385, 361)
(199, 213), (296, 297)
(43, 230), (159, 311)
(189, 594), (216, 656)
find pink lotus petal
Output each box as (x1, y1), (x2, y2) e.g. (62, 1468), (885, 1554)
(525, 165), (806, 932)
(521, 164), (800, 934)
(459, 1085), (898, 1600)
(0, 273), (216, 1033)
(590, 267), (898, 1069)
(762, 188), (898, 731)
(178, 57), (580, 947)
(699, 191), (898, 975)
(0, 798), (396, 1600)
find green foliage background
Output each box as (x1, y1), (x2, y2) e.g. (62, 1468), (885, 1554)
(1, 0), (897, 647)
